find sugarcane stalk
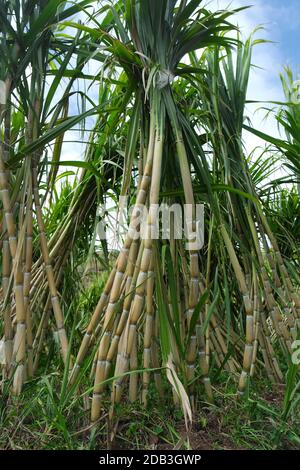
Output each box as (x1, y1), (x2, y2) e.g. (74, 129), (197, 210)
(142, 257), (155, 406)
(1, 101), (13, 372)
(0, 99), (26, 393)
(32, 168), (69, 364)
(24, 200), (34, 377)
(220, 223), (255, 395)
(176, 134), (213, 404)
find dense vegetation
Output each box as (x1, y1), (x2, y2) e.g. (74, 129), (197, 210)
(0, 0), (299, 450)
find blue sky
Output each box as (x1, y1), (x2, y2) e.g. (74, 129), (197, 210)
(262, 0), (299, 71)
(211, 0), (299, 155)
(214, 0), (299, 97)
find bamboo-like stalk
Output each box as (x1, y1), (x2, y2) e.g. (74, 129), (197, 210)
(69, 267), (116, 384)
(103, 242), (141, 376)
(72, 117), (157, 390)
(112, 131), (163, 381)
(151, 313), (163, 398)
(32, 168), (69, 364)
(250, 279), (260, 378)
(247, 207), (293, 355)
(33, 300), (51, 373)
(89, 240), (144, 420)
(1, 102), (13, 373)
(205, 217), (214, 368)
(0, 108), (26, 393)
(176, 135), (213, 404)
(142, 257), (155, 406)
(24, 201), (34, 377)
(220, 223), (255, 395)
(2, 223), (12, 372)
(259, 208), (300, 321)
(129, 327), (138, 402)
(33, 254), (68, 372)
(89, 112), (159, 422)
(91, 131), (163, 422)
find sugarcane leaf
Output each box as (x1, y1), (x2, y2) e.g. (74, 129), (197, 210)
(62, 22), (141, 69)
(155, 251), (171, 362)
(161, 183), (258, 204)
(164, 245), (181, 343)
(57, 0), (95, 22)
(166, 356), (192, 428)
(49, 160), (101, 177)
(56, 171), (75, 180)
(43, 40), (77, 120)
(110, 5), (129, 44)
(173, 0), (202, 31)
(185, 288), (209, 350)
(25, 0), (66, 44)
(10, 107), (99, 165)
(121, 94), (141, 197)
(201, 289), (219, 335)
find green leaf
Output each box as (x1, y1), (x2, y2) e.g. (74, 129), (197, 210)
(26, 0), (66, 44)
(10, 107), (100, 165)
(121, 95), (141, 196)
(185, 289), (209, 350)
(243, 124), (292, 153)
(49, 160), (101, 177)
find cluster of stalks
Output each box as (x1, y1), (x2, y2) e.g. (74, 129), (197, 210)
(0, 0), (299, 428)
(70, 91), (212, 422)
(69, 1), (300, 424)
(0, 0), (101, 392)
(0, 68), (72, 394)
(199, 43), (300, 392)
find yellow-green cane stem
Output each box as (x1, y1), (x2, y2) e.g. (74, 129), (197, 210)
(0, 151), (26, 394)
(32, 169), (69, 364)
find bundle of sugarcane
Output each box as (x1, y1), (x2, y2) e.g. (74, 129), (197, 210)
(197, 40), (300, 390)
(68, 1), (300, 426)
(68, 0), (253, 423)
(0, 0), (99, 393)
(0, 30), (136, 383)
